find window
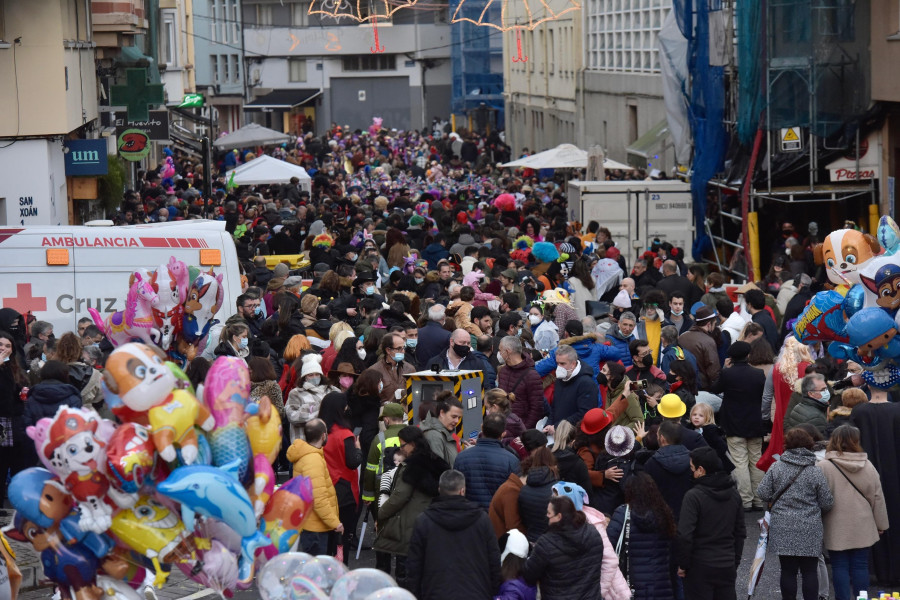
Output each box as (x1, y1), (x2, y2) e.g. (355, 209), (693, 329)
(210, 0), (218, 42)
(341, 54), (396, 71)
(586, 0), (667, 73)
(231, 1), (240, 42)
(288, 58), (307, 81)
(256, 5), (273, 25)
(211, 55), (220, 83)
(230, 55), (240, 82)
(161, 10), (178, 67)
(292, 1), (309, 27)
(223, 53), (230, 82)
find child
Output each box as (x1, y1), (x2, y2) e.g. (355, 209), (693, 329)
(688, 403), (733, 471)
(495, 529), (536, 600)
(24, 360), (83, 427)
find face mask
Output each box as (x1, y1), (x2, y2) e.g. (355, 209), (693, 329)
(406, 339), (418, 348)
(393, 352), (405, 363)
(357, 348), (367, 360)
(414, 277), (424, 285)
(349, 254), (358, 262)
(641, 354), (653, 368)
(453, 344), (470, 358)
(339, 376), (354, 389)
(239, 338), (249, 349)
(91, 342), (100, 349)
(529, 315), (542, 325)
(41, 353), (47, 362)
(671, 309), (683, 316)
(666, 372), (678, 383)
(366, 286), (375, 296)
(308, 376), (321, 386)
(817, 389), (831, 403)
(596, 372), (608, 385)
(378, 382), (384, 393)
(555, 365), (570, 380)
(254, 305), (263, 316)
(497, 352), (505, 365)
(468, 204), (475, 211)
(517, 327), (523, 337)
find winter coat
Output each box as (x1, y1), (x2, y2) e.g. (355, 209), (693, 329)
(471, 350), (497, 389)
(373, 450), (449, 555)
(554, 448), (593, 503)
(348, 389), (382, 460)
(407, 495), (502, 600)
(454, 438), (521, 508)
(497, 354), (545, 428)
(659, 343), (700, 385)
(364, 358), (415, 405)
(592, 453), (636, 515)
(416, 321), (451, 367)
(489, 473), (525, 538)
(24, 380), (82, 427)
(607, 327), (636, 368)
(582, 506), (632, 600)
(689, 423), (734, 472)
(422, 242), (450, 269)
(783, 395), (827, 436)
(421, 413), (459, 467)
(677, 328), (720, 390)
(756, 448), (834, 557)
(824, 406), (852, 438)
(677, 472), (746, 571)
(817, 451), (889, 551)
(708, 362), (767, 438)
(518, 466), (558, 543)
(643, 444), (693, 520)
(535, 333), (623, 379)
(285, 440), (340, 532)
(249, 380), (284, 415)
(494, 578), (537, 600)
(550, 361), (599, 427)
(67, 362), (104, 413)
(522, 521), (605, 600)
(285, 381), (339, 442)
(605, 378), (644, 429)
(607, 505), (675, 600)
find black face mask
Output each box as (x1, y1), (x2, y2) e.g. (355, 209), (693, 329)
(608, 376), (623, 390)
(641, 354), (653, 368)
(596, 373), (608, 386)
(453, 343), (470, 358)
(666, 372), (678, 383)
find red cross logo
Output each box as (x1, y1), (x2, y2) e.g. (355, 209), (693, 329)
(3, 284), (47, 314)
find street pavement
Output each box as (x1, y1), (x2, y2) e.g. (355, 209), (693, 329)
(11, 508), (900, 599)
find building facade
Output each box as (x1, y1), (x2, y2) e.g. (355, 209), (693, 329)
(192, 0), (245, 134)
(241, 0), (451, 134)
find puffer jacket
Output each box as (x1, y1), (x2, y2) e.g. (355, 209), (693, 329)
(783, 395), (828, 436)
(522, 521), (605, 600)
(606, 327), (636, 368)
(817, 451), (889, 551)
(453, 438), (521, 508)
(373, 449), (450, 555)
(495, 578), (537, 600)
(677, 472), (746, 571)
(643, 444), (693, 519)
(756, 448), (834, 557)
(607, 505), (675, 600)
(535, 333), (623, 378)
(518, 466), (558, 543)
(550, 361), (599, 427)
(489, 473), (524, 538)
(24, 380), (82, 427)
(285, 439), (340, 532)
(68, 361), (105, 414)
(583, 506), (631, 600)
(554, 448), (593, 502)
(497, 354), (545, 428)
(421, 413), (459, 467)
(285, 381), (339, 442)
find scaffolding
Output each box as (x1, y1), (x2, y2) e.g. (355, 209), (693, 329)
(448, 0), (505, 126)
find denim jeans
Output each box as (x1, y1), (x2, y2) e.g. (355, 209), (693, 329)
(300, 530), (331, 556)
(830, 547), (869, 600)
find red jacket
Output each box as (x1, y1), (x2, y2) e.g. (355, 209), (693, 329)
(323, 425), (360, 502)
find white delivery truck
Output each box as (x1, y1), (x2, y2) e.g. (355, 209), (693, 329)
(0, 220), (242, 335)
(567, 179), (695, 268)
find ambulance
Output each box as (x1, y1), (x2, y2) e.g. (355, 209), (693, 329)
(0, 221), (242, 335)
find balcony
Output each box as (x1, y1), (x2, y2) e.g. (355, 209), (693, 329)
(91, 0), (148, 49)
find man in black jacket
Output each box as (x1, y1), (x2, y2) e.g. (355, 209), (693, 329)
(407, 470), (501, 600)
(546, 345), (599, 431)
(744, 288), (779, 353)
(677, 447), (746, 600)
(643, 421), (693, 520)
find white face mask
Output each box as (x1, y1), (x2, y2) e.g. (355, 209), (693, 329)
(529, 314), (542, 325)
(555, 365), (570, 380)
(307, 376), (321, 386)
(357, 348), (367, 360)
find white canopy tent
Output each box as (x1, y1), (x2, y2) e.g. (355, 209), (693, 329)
(213, 123), (292, 150)
(225, 155), (312, 192)
(502, 143), (633, 171)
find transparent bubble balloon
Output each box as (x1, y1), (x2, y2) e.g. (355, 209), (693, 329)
(297, 556), (348, 594)
(330, 568), (397, 600)
(258, 552), (315, 600)
(363, 587), (417, 600)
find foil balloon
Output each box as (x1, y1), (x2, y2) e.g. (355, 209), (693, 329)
(106, 423), (156, 495)
(94, 575), (145, 600)
(260, 475), (314, 558)
(167, 360), (196, 395)
(842, 283), (867, 319)
(330, 569), (397, 600)
(203, 356), (254, 482)
(861, 365), (900, 389)
(183, 539), (239, 597)
(792, 290), (849, 344)
(877, 215), (900, 256)
(181, 269), (225, 344)
(149, 258), (187, 351)
(88, 271), (159, 347)
(156, 463), (272, 584)
(251, 455), (276, 518)
(109, 496), (191, 585)
(828, 307), (900, 369)
(245, 396), (282, 464)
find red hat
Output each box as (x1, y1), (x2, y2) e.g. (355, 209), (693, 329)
(44, 411), (97, 460)
(580, 408), (612, 435)
(605, 246), (621, 260)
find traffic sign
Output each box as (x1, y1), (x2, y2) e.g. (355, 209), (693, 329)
(781, 127), (802, 152)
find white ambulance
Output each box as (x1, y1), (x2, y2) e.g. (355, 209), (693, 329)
(0, 220), (242, 335)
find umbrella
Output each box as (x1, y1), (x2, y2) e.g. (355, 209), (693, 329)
(356, 504), (371, 560)
(747, 511), (770, 598)
(212, 123), (291, 150)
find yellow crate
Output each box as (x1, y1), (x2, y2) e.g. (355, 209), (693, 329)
(263, 254), (310, 270)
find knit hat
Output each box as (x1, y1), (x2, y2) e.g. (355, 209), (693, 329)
(381, 403), (405, 420)
(552, 482), (589, 511)
(658, 393), (686, 418)
(273, 263), (290, 278)
(409, 214), (426, 227)
(520, 429), (548, 452)
(284, 276), (303, 290)
(580, 408), (612, 435)
(300, 354), (323, 378)
(605, 425), (635, 457)
(500, 529), (530, 564)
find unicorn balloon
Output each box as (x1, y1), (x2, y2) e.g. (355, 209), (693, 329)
(89, 272), (158, 347)
(150, 257), (188, 350)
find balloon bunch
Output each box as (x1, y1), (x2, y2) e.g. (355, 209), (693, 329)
(257, 553), (412, 600)
(5, 348), (313, 600)
(794, 215), (900, 388)
(88, 257), (224, 366)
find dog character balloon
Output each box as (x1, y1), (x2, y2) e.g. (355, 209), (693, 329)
(181, 269), (224, 344)
(103, 343), (215, 464)
(813, 229), (881, 289)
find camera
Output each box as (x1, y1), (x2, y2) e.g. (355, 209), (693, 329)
(633, 379), (649, 391)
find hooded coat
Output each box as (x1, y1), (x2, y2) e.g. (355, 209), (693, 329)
(606, 326), (636, 368)
(518, 466), (558, 543)
(783, 395), (828, 436)
(643, 444), (693, 519)
(536, 333), (623, 378)
(24, 380), (82, 427)
(676, 472), (746, 571)
(421, 413), (459, 467)
(285, 439), (340, 532)
(677, 327), (720, 390)
(550, 361), (599, 427)
(285, 381), (339, 442)
(607, 505), (675, 600)
(522, 520), (605, 600)
(756, 448), (834, 557)
(497, 353), (545, 428)
(406, 495), (501, 600)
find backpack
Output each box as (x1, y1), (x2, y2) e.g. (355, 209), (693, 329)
(376, 430), (402, 478)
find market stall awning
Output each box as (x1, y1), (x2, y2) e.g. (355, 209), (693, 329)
(244, 89), (322, 110)
(626, 119), (670, 167)
(502, 144), (634, 170)
(225, 155), (312, 191)
(213, 123), (292, 149)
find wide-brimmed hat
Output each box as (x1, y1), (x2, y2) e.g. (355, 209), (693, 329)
(605, 425), (636, 457)
(694, 306), (718, 323)
(328, 362), (357, 379)
(580, 408), (612, 435)
(540, 289), (572, 305)
(658, 393), (686, 418)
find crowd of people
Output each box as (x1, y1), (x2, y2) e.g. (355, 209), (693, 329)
(1, 124), (898, 600)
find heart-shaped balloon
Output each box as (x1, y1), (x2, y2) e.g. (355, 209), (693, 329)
(793, 290), (849, 343)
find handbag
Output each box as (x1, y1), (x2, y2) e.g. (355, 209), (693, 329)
(614, 505), (636, 594)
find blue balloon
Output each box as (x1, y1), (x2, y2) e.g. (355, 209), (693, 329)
(842, 284), (867, 318)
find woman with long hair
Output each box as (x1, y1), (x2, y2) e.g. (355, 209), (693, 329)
(606, 473), (677, 599)
(758, 337), (813, 471)
(348, 369), (383, 458)
(549, 421), (593, 499)
(517, 447), (560, 543)
(54, 332), (106, 417)
(521, 496), (604, 598)
(335, 336), (366, 374)
(248, 356), (283, 415)
(318, 392), (363, 564)
(568, 258), (597, 321)
(0, 330), (31, 504)
(214, 321), (250, 359)
(278, 334), (312, 398)
(817, 425), (889, 600)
